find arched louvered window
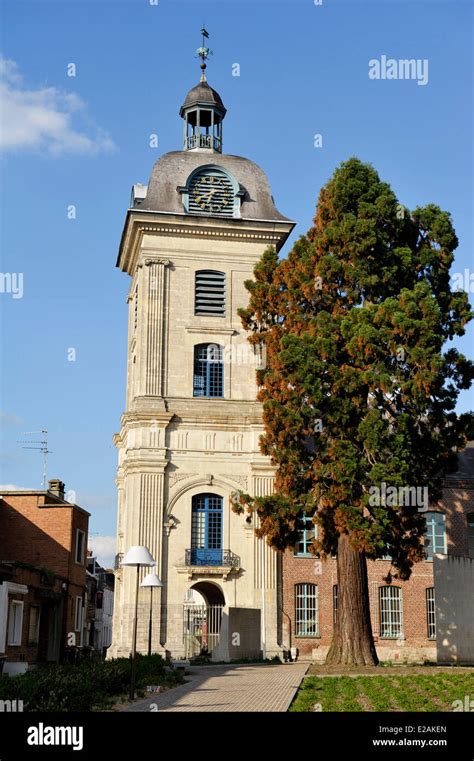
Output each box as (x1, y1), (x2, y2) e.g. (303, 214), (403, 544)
(193, 343), (224, 398)
(195, 270), (226, 316)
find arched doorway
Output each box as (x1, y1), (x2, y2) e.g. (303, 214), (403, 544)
(183, 582), (225, 658)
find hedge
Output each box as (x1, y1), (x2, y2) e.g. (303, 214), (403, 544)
(0, 654), (184, 711)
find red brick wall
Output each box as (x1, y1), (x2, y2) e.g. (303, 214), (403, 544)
(0, 494), (89, 662)
(282, 482), (474, 659)
(0, 494), (88, 580)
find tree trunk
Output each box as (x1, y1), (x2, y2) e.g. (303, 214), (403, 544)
(326, 533), (379, 666)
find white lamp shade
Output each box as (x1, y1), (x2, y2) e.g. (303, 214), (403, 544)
(121, 546), (155, 567)
(141, 572), (163, 588)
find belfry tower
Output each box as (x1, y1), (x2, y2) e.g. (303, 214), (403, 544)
(109, 33), (294, 660)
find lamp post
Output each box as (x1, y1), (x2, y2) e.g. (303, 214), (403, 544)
(141, 572), (163, 657)
(121, 546), (155, 701)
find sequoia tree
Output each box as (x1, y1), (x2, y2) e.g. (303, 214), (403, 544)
(233, 158), (473, 665)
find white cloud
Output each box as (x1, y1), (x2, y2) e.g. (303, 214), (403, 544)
(0, 484), (25, 490)
(0, 411), (24, 426)
(0, 56), (116, 156)
(88, 535), (117, 569)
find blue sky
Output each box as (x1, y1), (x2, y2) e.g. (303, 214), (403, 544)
(1, 0), (472, 566)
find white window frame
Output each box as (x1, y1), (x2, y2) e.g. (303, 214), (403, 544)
(7, 600), (24, 646)
(295, 583), (319, 637)
(379, 586), (403, 639)
(426, 587), (436, 640)
(74, 596), (83, 633)
(75, 529), (86, 565)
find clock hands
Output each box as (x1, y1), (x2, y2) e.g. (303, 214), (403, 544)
(191, 174), (231, 213)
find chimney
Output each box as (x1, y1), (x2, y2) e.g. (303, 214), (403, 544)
(48, 479), (65, 500)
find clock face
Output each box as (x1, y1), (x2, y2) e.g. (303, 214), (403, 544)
(188, 170), (234, 216)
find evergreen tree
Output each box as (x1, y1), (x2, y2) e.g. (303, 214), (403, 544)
(233, 158), (474, 665)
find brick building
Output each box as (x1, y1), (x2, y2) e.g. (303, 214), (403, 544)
(86, 554), (114, 656)
(0, 480), (90, 675)
(281, 443), (474, 663)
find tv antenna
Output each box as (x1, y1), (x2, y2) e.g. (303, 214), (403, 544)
(17, 430), (51, 489)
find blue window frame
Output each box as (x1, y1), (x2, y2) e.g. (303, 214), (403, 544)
(191, 493), (223, 565)
(295, 583), (319, 637)
(424, 512), (447, 561)
(193, 343), (224, 398)
(294, 513), (317, 556)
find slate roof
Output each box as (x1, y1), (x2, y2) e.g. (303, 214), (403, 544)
(140, 150), (292, 223)
(179, 81), (226, 116)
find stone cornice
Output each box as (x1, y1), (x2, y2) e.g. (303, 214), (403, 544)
(116, 211), (294, 275)
(185, 325), (237, 336)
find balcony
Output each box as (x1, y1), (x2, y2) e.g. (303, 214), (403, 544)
(177, 549), (240, 580)
(185, 134), (221, 151)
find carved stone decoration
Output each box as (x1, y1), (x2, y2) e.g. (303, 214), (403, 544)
(230, 475), (248, 490)
(145, 258), (170, 267)
(168, 471), (198, 489)
(137, 257), (171, 269)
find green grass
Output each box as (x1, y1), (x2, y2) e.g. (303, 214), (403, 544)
(290, 673), (474, 712)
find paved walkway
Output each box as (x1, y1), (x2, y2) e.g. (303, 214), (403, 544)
(121, 663), (308, 712)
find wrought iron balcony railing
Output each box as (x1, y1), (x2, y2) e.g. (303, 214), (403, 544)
(185, 134), (221, 151)
(185, 549), (240, 568)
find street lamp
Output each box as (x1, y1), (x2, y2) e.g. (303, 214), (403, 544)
(141, 572), (163, 657)
(121, 545), (155, 700)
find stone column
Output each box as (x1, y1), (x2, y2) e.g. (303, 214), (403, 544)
(134, 257), (169, 400)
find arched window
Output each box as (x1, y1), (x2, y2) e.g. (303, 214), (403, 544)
(295, 583), (319, 637)
(195, 270), (225, 316)
(193, 343), (224, 398)
(379, 586), (403, 638)
(424, 512), (447, 560)
(467, 513), (474, 559)
(191, 494), (223, 565)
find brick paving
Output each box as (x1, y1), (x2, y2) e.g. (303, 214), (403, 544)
(121, 663), (308, 712)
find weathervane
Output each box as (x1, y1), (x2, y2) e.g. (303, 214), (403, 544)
(196, 26), (212, 81)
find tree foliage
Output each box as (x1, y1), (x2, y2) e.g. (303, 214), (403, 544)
(233, 157), (473, 580)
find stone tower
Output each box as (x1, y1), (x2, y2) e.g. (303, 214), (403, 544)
(109, 51), (294, 660)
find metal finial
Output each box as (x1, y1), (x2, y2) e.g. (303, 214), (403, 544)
(196, 26), (212, 82)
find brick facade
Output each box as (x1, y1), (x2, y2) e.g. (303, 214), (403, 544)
(282, 460), (474, 662)
(0, 485), (90, 671)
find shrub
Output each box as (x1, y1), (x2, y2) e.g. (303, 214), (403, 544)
(0, 654), (183, 712)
